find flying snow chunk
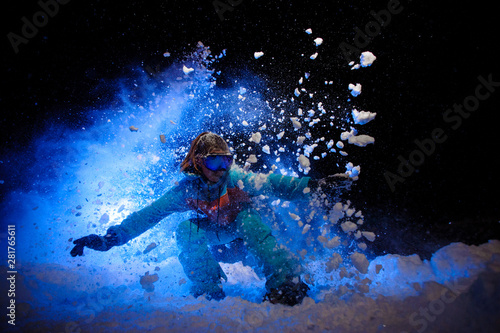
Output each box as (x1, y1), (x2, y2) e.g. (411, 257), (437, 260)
(325, 237), (341, 249)
(341, 221), (358, 233)
(298, 155), (311, 174)
(294, 88), (301, 97)
(247, 155), (258, 163)
(314, 37), (323, 46)
(277, 131), (285, 139)
(352, 109), (377, 125)
(254, 51), (264, 59)
(262, 145), (271, 154)
(360, 51), (377, 67)
(290, 117), (302, 130)
(303, 143), (318, 157)
(348, 134), (375, 147)
(341, 129), (357, 141)
(183, 65), (194, 75)
(249, 132), (262, 144)
(348, 83), (362, 97)
(325, 253), (343, 272)
(346, 162), (360, 178)
(362, 231), (376, 242)
(310, 52), (318, 60)
(305, 28), (312, 34)
(350, 252), (369, 274)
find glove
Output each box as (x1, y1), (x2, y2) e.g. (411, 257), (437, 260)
(70, 230), (120, 257)
(307, 174), (354, 208)
(308, 173), (353, 193)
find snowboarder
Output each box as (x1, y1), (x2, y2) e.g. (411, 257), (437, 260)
(70, 132), (345, 305)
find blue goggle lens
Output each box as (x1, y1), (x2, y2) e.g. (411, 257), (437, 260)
(204, 155), (233, 171)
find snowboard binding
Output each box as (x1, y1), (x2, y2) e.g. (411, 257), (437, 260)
(263, 278), (310, 306)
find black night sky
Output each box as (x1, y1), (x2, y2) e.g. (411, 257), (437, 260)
(1, 0), (499, 257)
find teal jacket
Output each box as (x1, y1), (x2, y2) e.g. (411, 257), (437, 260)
(108, 167), (310, 245)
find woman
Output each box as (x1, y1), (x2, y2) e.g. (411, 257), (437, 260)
(71, 132), (313, 305)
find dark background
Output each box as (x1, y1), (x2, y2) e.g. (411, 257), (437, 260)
(1, 0), (499, 258)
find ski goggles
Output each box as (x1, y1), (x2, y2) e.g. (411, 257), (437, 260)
(203, 155), (233, 171)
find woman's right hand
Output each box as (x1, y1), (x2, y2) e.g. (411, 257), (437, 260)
(70, 233), (117, 257)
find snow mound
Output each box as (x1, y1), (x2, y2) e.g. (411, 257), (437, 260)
(7, 241), (500, 333)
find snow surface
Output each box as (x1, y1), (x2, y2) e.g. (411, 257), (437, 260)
(4, 241), (500, 332)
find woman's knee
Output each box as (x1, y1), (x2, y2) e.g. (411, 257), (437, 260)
(176, 219), (206, 249)
(176, 220), (191, 240)
(236, 209), (271, 238)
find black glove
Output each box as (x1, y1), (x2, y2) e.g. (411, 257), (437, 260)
(308, 173), (353, 193)
(70, 231), (120, 257)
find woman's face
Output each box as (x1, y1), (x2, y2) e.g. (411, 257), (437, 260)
(198, 149), (229, 183)
(200, 164), (226, 183)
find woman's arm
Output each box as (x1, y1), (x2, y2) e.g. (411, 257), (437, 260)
(71, 180), (189, 256)
(107, 182), (189, 245)
(229, 168), (311, 200)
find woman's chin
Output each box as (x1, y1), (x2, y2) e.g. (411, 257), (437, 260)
(207, 172), (225, 183)
(209, 176), (222, 183)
